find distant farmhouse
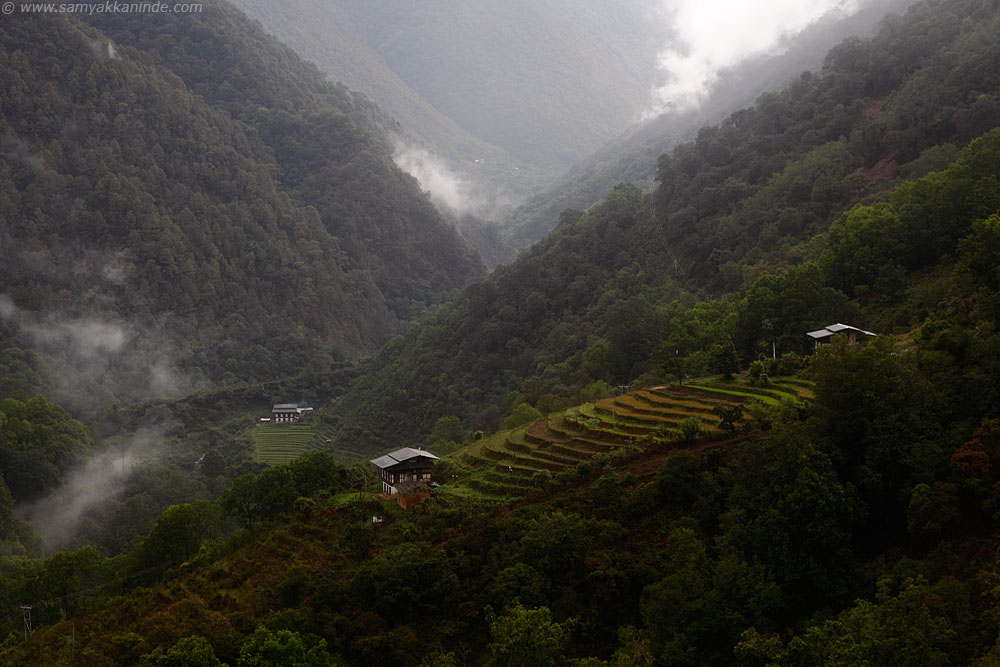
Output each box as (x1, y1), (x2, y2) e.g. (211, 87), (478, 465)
(370, 447), (439, 509)
(271, 403), (314, 424)
(806, 323), (876, 348)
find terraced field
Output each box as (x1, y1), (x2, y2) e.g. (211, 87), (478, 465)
(253, 423), (343, 465)
(441, 377), (811, 502)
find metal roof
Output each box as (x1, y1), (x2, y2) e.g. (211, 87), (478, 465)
(272, 403), (299, 410)
(369, 447), (440, 468)
(806, 323), (876, 339)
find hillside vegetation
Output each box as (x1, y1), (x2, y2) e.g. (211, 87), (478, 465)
(3, 0), (1000, 664)
(229, 0), (542, 199)
(502, 0), (919, 247)
(331, 0), (1000, 454)
(0, 1), (481, 399)
(6, 343), (1000, 665)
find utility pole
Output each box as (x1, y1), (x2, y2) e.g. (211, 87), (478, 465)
(20, 605), (31, 640)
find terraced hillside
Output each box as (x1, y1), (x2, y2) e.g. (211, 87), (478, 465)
(251, 423), (359, 466)
(443, 378), (812, 501)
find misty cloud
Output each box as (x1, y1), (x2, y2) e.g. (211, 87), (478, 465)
(0, 295), (202, 415)
(392, 139), (514, 221)
(647, 0), (863, 116)
(25, 317), (131, 361)
(393, 141), (475, 214)
(17, 425), (169, 550)
(0, 294), (15, 320)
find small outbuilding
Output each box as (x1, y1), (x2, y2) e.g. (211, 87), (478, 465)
(369, 447), (439, 504)
(806, 323), (876, 348)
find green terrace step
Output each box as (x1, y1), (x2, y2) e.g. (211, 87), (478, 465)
(687, 380), (798, 403)
(653, 385), (754, 404)
(545, 415), (577, 439)
(591, 405), (669, 435)
(504, 437), (533, 454)
(621, 393), (718, 416)
(486, 465), (538, 480)
(483, 445), (565, 472)
(482, 475), (538, 494)
(772, 381), (814, 399)
(632, 389), (721, 411)
(564, 414), (641, 445)
(524, 424), (557, 446)
(529, 448), (585, 467)
(566, 437), (630, 454)
(467, 479), (521, 498)
(607, 401), (720, 427)
(460, 451), (492, 468)
(546, 443), (600, 461)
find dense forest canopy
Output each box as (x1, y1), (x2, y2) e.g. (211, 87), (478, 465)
(0, 1), (482, 406)
(501, 0), (919, 248)
(330, 0), (1000, 453)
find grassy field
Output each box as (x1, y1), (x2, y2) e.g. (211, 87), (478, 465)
(252, 419), (372, 465)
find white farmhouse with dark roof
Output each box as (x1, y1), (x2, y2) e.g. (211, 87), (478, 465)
(271, 403), (314, 423)
(806, 323), (876, 347)
(369, 447), (439, 497)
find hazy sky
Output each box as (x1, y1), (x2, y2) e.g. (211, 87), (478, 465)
(648, 0), (863, 115)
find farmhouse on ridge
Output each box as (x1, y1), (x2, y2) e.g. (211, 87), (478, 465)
(369, 447), (439, 498)
(806, 323), (876, 348)
(271, 403), (314, 423)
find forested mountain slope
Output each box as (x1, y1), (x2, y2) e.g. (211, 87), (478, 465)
(0, 2), (482, 397)
(229, 0), (542, 200)
(502, 0), (918, 247)
(331, 0), (1000, 453)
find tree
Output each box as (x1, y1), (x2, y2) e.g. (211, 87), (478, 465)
(714, 404), (744, 432)
(656, 450), (702, 512)
(238, 626), (333, 667)
(710, 344), (740, 380)
(288, 451), (348, 497)
(640, 525), (713, 661)
(221, 473), (260, 532)
(679, 416), (701, 443)
(131, 501), (220, 582)
(253, 466), (298, 519)
(488, 604), (571, 667)
(428, 416), (464, 447)
(0, 395), (92, 501)
(747, 361), (769, 388)
(822, 203), (907, 298)
(489, 563), (549, 609)
(810, 336), (950, 540)
(783, 579), (961, 666)
(502, 402), (543, 430)
(139, 635), (223, 667)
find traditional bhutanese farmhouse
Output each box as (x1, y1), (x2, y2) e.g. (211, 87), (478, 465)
(806, 323), (876, 348)
(370, 447), (439, 508)
(271, 403), (314, 423)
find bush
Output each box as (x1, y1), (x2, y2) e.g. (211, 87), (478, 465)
(679, 416), (701, 442)
(748, 360), (771, 387)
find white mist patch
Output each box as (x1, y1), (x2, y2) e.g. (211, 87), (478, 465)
(0, 295), (201, 414)
(393, 142), (473, 215)
(17, 425), (168, 550)
(0, 294), (15, 320)
(25, 317), (131, 361)
(647, 0), (863, 116)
